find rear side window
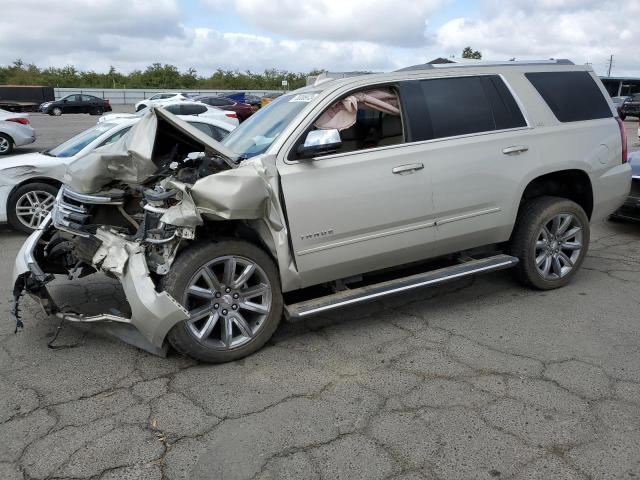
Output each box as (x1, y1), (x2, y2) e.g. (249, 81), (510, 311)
(525, 71), (612, 122)
(406, 75), (526, 141)
(181, 104), (207, 115)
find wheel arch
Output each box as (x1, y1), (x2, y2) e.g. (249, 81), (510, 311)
(0, 131), (15, 145)
(516, 169), (594, 222)
(9, 177), (63, 200)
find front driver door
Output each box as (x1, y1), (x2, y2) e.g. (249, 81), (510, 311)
(278, 90), (435, 288)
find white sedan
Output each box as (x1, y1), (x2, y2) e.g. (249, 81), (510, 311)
(99, 100), (239, 128)
(134, 92), (187, 112)
(0, 108), (36, 155)
(0, 115), (234, 233)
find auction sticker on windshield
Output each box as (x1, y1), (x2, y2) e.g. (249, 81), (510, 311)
(289, 94), (318, 103)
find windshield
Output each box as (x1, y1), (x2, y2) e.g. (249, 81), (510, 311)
(221, 92), (318, 158)
(47, 123), (120, 157)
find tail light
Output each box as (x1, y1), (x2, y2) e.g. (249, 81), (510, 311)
(225, 112), (237, 118)
(105, 99), (110, 105)
(616, 117), (628, 163)
(6, 117), (29, 125)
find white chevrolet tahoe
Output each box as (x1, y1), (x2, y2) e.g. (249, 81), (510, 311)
(12, 60), (631, 362)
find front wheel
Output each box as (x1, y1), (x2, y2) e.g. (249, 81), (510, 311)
(163, 240), (283, 363)
(510, 196), (589, 290)
(51, 107), (62, 116)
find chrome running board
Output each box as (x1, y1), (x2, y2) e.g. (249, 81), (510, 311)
(285, 254), (519, 320)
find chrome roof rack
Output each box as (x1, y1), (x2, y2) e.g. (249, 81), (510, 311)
(396, 59), (575, 72)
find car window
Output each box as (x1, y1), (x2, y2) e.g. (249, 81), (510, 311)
(47, 123), (119, 157)
(181, 104), (208, 115)
(164, 104), (182, 115)
(419, 77), (495, 139)
(190, 122), (214, 137)
(525, 71), (612, 122)
(304, 87), (405, 157)
(81, 95), (95, 102)
(149, 94), (161, 100)
(208, 98), (232, 106)
(100, 126), (132, 146)
(64, 95), (79, 102)
(162, 94), (175, 99)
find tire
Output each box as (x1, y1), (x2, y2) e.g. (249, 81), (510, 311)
(90, 106), (104, 115)
(51, 107), (62, 116)
(136, 104), (146, 112)
(0, 133), (13, 155)
(163, 240), (283, 363)
(510, 196), (589, 290)
(7, 182), (59, 233)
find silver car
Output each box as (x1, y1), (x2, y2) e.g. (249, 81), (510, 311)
(12, 60), (631, 362)
(0, 108), (36, 155)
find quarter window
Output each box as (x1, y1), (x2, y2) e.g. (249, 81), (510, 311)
(525, 71), (612, 122)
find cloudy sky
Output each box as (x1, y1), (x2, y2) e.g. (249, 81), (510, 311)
(1, 0), (638, 77)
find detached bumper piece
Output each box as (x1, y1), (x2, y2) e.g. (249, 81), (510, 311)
(285, 254), (519, 320)
(11, 218), (189, 357)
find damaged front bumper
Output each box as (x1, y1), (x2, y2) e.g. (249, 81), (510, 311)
(12, 216), (189, 356)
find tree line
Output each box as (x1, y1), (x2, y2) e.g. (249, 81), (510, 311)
(0, 60), (325, 90)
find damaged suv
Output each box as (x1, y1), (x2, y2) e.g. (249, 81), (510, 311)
(12, 61), (631, 362)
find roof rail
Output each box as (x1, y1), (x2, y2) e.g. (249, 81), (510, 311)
(396, 59), (575, 72)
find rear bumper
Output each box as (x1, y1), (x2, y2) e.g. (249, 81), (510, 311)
(12, 125), (36, 147)
(12, 218), (189, 356)
(591, 163), (632, 222)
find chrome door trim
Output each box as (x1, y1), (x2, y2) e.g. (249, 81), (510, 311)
(435, 207), (501, 226)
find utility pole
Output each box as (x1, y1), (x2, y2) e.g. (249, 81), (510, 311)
(606, 55), (614, 77)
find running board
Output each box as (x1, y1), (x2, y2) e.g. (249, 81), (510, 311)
(285, 254), (519, 320)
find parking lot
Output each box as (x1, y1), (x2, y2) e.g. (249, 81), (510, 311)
(1, 113), (639, 480)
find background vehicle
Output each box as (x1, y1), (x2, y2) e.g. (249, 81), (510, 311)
(260, 92), (283, 108)
(13, 61), (631, 363)
(99, 100), (239, 128)
(39, 94), (112, 116)
(194, 96), (253, 121)
(135, 92), (186, 112)
(0, 108), (35, 155)
(612, 151), (640, 221)
(619, 93), (640, 120)
(612, 96), (630, 116)
(0, 115), (234, 233)
(0, 85), (54, 112)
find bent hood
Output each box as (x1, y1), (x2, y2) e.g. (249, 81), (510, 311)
(64, 107), (240, 193)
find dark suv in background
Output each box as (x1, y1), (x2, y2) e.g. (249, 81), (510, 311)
(619, 93), (640, 120)
(40, 94), (112, 116)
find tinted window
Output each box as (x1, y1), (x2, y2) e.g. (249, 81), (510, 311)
(190, 122), (213, 137)
(82, 95), (96, 102)
(164, 104), (181, 115)
(419, 76), (495, 139)
(205, 98), (232, 106)
(64, 95), (80, 102)
(525, 71), (612, 122)
(181, 104), (207, 115)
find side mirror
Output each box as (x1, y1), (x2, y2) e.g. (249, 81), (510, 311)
(62, 99), (67, 103)
(298, 129), (341, 158)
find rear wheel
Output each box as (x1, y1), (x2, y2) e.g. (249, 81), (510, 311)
(510, 196), (589, 290)
(0, 133), (13, 155)
(163, 240), (283, 363)
(91, 106), (104, 115)
(7, 182), (59, 233)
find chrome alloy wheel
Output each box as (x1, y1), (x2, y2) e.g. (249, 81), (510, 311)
(183, 255), (272, 349)
(15, 190), (56, 230)
(534, 213), (583, 280)
(0, 136), (10, 154)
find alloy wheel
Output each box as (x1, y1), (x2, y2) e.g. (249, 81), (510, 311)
(0, 136), (10, 154)
(534, 213), (583, 280)
(183, 255), (272, 349)
(15, 190), (56, 230)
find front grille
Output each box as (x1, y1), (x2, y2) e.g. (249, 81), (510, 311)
(52, 186), (123, 236)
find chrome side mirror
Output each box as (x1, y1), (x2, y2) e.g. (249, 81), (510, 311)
(298, 129), (341, 158)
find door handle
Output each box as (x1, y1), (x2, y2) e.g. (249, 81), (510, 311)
(502, 145), (529, 155)
(392, 163), (424, 174)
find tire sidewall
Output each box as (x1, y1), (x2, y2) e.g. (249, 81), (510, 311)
(520, 199), (590, 290)
(163, 240), (283, 363)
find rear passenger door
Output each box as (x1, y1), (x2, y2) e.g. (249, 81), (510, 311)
(401, 75), (532, 253)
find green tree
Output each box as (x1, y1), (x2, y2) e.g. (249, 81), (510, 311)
(461, 47), (482, 60)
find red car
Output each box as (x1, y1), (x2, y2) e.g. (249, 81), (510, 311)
(194, 96), (253, 122)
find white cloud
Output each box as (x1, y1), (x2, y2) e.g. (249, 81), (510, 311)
(204, 0), (444, 47)
(436, 0), (640, 77)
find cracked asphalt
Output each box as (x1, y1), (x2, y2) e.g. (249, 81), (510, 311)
(1, 218), (639, 480)
(1, 114), (639, 479)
